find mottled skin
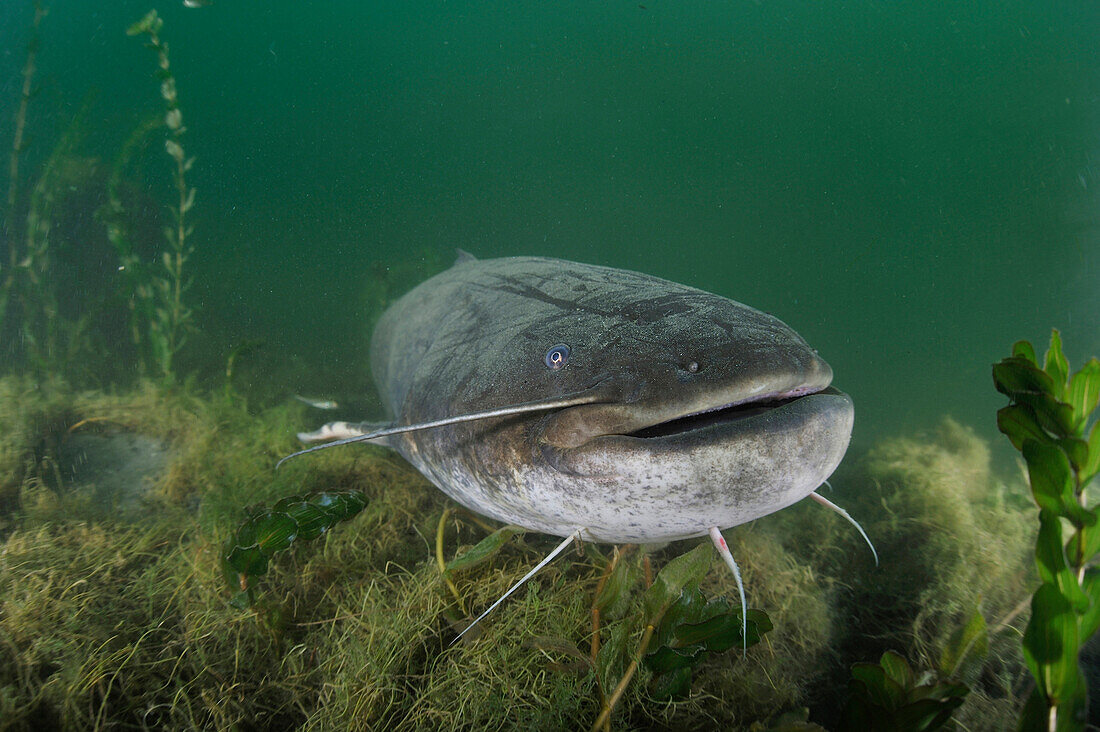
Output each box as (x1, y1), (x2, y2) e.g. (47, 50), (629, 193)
(369, 255), (853, 543)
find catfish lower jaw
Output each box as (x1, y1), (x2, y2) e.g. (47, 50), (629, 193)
(541, 389), (854, 488)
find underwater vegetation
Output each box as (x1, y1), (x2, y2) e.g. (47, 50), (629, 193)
(993, 330), (1100, 730)
(0, 372), (1040, 730)
(125, 10), (198, 383)
(2, 6), (200, 386)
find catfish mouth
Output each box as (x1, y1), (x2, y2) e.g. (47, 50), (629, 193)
(537, 362), (840, 450)
(619, 385), (840, 440)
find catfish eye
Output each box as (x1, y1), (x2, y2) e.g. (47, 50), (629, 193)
(545, 343), (570, 370)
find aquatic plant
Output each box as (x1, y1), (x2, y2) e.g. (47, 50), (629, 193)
(0, 1), (58, 373)
(586, 541), (771, 729)
(222, 488), (368, 609)
(127, 10), (197, 382)
(1, 3), (96, 377)
(643, 587), (771, 700)
(99, 115), (164, 371)
(17, 106), (98, 375)
(3, 4), (143, 382)
(434, 514), (776, 728)
(1, 1), (45, 334)
(993, 330), (1100, 730)
(801, 417), (1033, 729)
(839, 650), (970, 731)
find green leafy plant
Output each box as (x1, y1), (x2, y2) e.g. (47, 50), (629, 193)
(99, 114), (163, 370)
(993, 329), (1100, 730)
(0, 1), (93, 377)
(435, 517), (772, 730)
(222, 489), (368, 609)
(644, 586), (771, 699)
(589, 542), (772, 730)
(127, 10), (197, 382)
(839, 651), (969, 732)
(836, 593), (988, 731)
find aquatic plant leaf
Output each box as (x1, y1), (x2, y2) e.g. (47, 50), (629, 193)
(643, 588), (771, 699)
(1024, 448), (1073, 518)
(228, 590), (252, 610)
(1074, 524), (1100, 568)
(445, 525), (525, 574)
(593, 548), (639, 614)
(1022, 583), (1080, 705)
(1034, 512), (1090, 612)
(1017, 688), (1048, 732)
(1024, 441), (1095, 528)
(993, 356), (1054, 399)
(1079, 568), (1100, 644)
(938, 604), (988, 679)
(840, 660), (963, 730)
(252, 513), (298, 554)
(126, 10), (161, 36)
(313, 490), (367, 521)
(226, 543), (269, 577)
(648, 665), (693, 700)
(672, 608), (771, 653)
(594, 616), (634, 693)
(165, 139), (184, 162)
(652, 588), (759, 648)
(841, 652), (969, 732)
(278, 500), (330, 541)
(1043, 329), (1069, 401)
(1056, 437), (1089, 475)
(1067, 358), (1100, 431)
(891, 694), (967, 731)
(1085, 421), (1100, 487)
(652, 586), (710, 641)
(642, 541), (712, 623)
(996, 405), (1048, 451)
(850, 662), (904, 710)
(1057, 681), (1089, 732)
(1015, 392), (1076, 440)
(879, 650), (914, 691)
(222, 489), (367, 604)
(645, 644), (701, 674)
(1013, 339), (1039, 365)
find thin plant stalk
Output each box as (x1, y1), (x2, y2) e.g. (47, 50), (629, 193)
(128, 10), (197, 381)
(2, 1), (46, 332)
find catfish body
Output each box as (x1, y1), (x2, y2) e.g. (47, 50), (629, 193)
(369, 256), (853, 544)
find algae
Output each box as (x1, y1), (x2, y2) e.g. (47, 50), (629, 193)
(0, 378), (1036, 730)
(807, 417), (1034, 730)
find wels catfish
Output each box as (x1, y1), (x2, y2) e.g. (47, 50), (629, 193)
(282, 253), (874, 639)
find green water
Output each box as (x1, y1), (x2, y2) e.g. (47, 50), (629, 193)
(2, 0), (1098, 450)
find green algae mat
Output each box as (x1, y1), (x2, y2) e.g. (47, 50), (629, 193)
(0, 378), (1034, 730)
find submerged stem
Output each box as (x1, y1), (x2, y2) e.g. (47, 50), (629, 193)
(589, 623), (656, 732)
(435, 508), (467, 615)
